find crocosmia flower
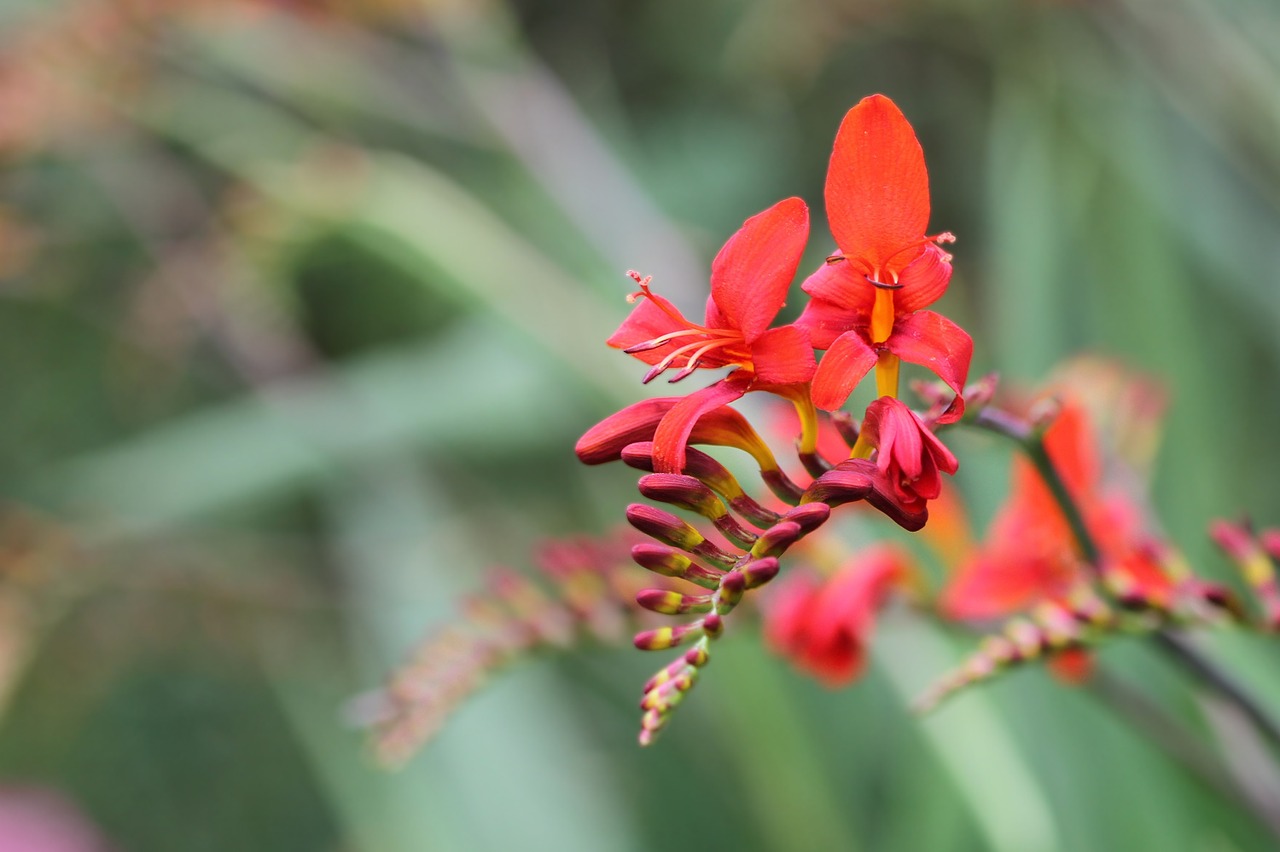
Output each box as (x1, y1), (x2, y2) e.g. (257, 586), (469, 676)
(858, 396), (959, 506)
(608, 197), (817, 474)
(764, 545), (909, 686)
(796, 95), (971, 418)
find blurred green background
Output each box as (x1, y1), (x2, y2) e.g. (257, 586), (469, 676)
(2, 0), (1280, 849)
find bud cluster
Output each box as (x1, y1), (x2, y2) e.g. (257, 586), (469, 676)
(362, 532), (660, 764)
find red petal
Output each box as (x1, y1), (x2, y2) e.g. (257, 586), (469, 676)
(794, 296), (866, 350)
(652, 379), (749, 473)
(893, 244), (954, 315)
(886, 310), (972, 420)
(864, 398), (924, 480)
(825, 95), (931, 275)
(799, 257), (876, 315)
(709, 197), (809, 342)
(749, 325), (816, 385)
(606, 295), (691, 366)
(576, 396), (775, 468)
(809, 330), (877, 411)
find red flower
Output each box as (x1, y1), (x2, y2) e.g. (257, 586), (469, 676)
(942, 402), (1171, 619)
(608, 197), (816, 473)
(858, 397), (958, 506)
(764, 545), (909, 686)
(795, 95), (971, 418)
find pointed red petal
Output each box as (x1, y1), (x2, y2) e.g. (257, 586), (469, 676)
(749, 325), (816, 385)
(886, 310), (972, 421)
(799, 257), (876, 315)
(606, 295), (692, 366)
(709, 197), (809, 342)
(652, 379), (749, 473)
(893, 244), (954, 315)
(825, 95), (931, 275)
(810, 330), (877, 411)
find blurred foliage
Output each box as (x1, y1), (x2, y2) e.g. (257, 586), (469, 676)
(2, 0), (1280, 849)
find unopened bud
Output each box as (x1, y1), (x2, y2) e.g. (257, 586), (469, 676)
(750, 520), (802, 559)
(643, 647), (710, 692)
(638, 473), (758, 548)
(636, 588), (714, 615)
(717, 572), (745, 614)
(634, 621), (704, 651)
(739, 557), (781, 589)
(640, 667), (698, 711)
(1210, 518), (1278, 593)
(624, 442), (779, 528)
(1210, 519), (1256, 563)
(638, 473), (726, 518)
(781, 503), (831, 536)
(625, 504), (737, 568)
(630, 543), (723, 589)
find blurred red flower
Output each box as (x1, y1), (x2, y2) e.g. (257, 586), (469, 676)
(765, 545), (910, 686)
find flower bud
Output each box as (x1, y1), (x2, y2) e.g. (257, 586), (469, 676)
(749, 521), (802, 559)
(630, 543), (723, 589)
(739, 557), (781, 589)
(781, 503), (831, 536)
(637, 474), (758, 547)
(625, 504), (737, 568)
(633, 621), (704, 651)
(640, 666), (698, 711)
(623, 442), (778, 527)
(635, 588), (714, 615)
(643, 646), (710, 693)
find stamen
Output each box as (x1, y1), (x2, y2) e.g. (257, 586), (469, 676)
(643, 339), (714, 384)
(666, 339), (735, 383)
(624, 328), (709, 354)
(880, 233), (954, 269)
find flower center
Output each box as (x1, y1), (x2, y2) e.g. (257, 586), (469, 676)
(622, 273), (752, 384)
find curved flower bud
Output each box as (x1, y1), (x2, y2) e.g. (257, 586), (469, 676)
(858, 397), (958, 505)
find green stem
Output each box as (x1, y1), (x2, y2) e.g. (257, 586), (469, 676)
(971, 406), (1280, 757)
